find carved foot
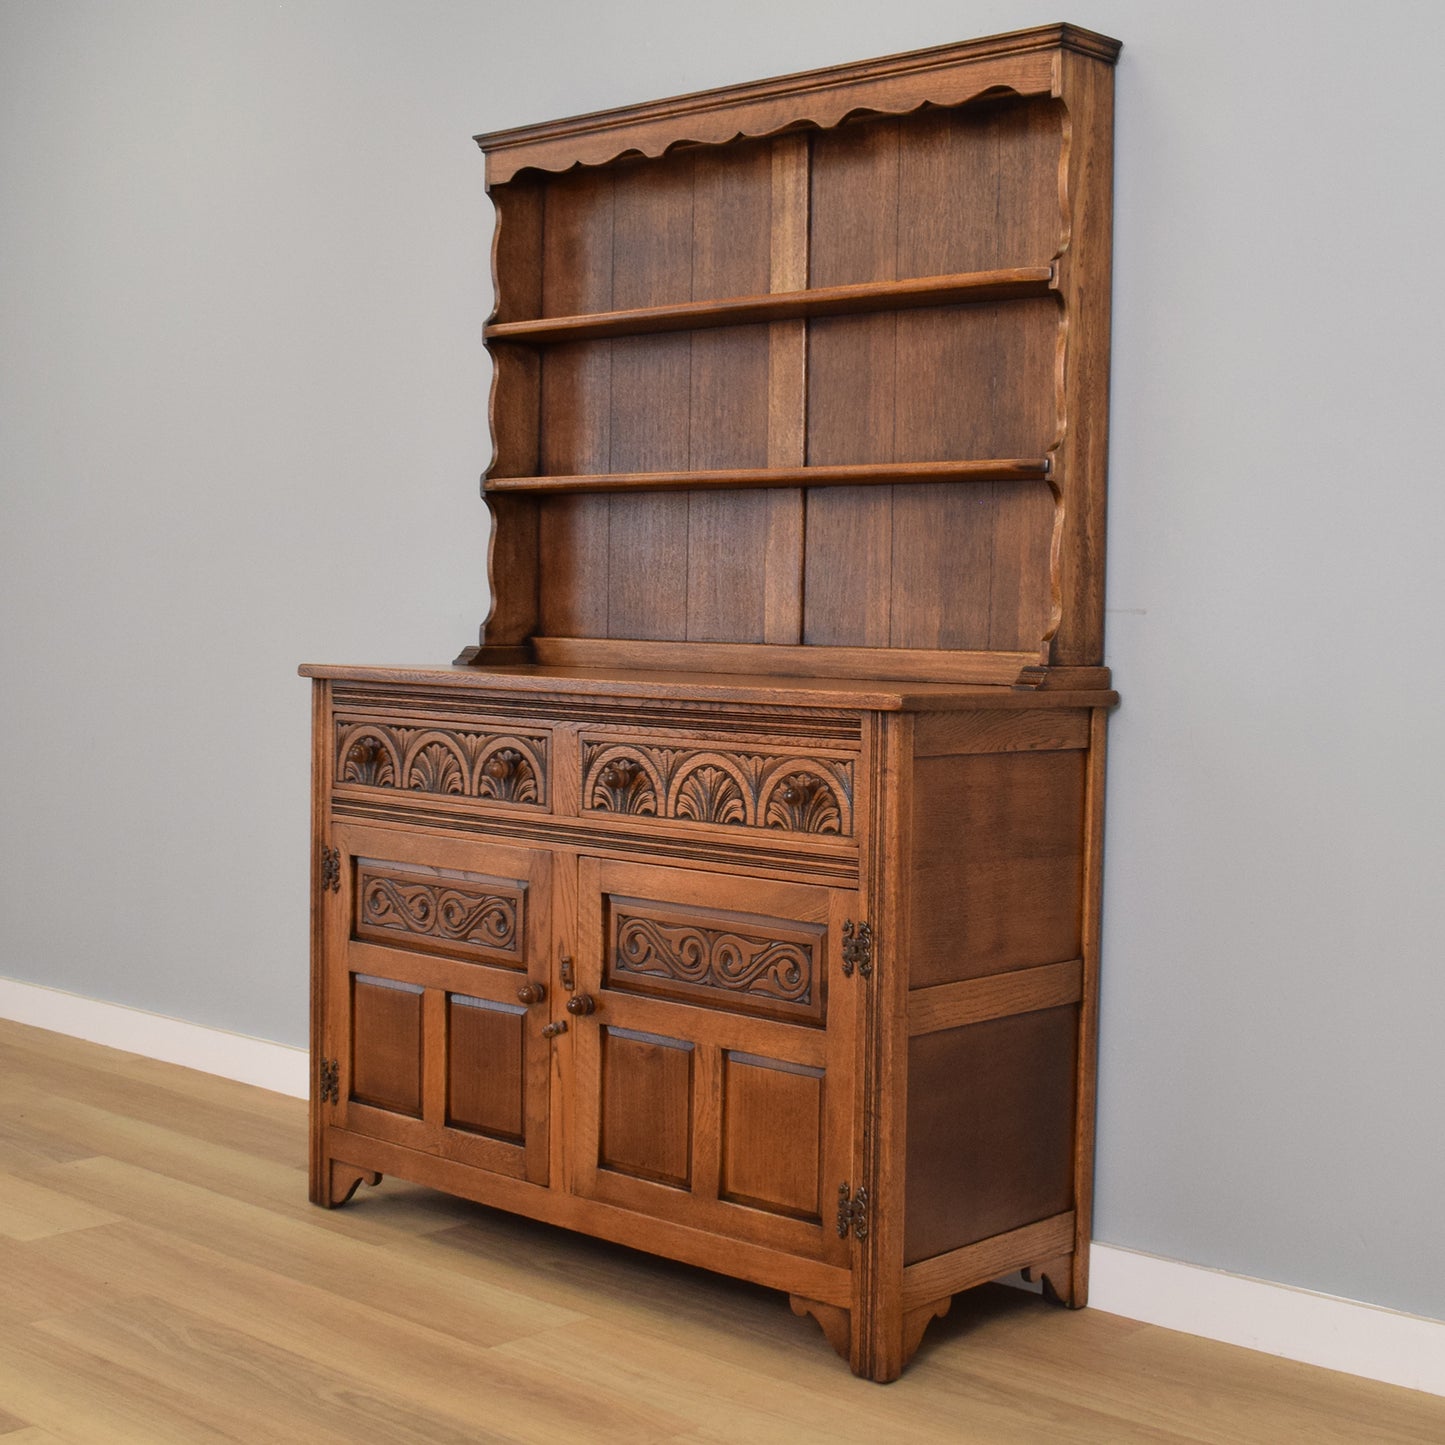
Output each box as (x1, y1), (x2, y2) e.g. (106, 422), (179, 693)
(1024, 1253), (1080, 1307)
(789, 1295), (851, 1362)
(900, 1295), (952, 1369)
(324, 1160), (382, 1208)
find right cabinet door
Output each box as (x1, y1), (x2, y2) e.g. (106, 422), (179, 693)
(571, 858), (860, 1266)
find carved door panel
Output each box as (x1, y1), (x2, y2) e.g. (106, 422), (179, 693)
(321, 823), (552, 1185)
(570, 858), (859, 1266)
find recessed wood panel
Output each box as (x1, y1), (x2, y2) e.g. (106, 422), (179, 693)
(446, 994), (524, 1142)
(721, 1053), (823, 1221)
(599, 1026), (693, 1188)
(807, 301), (1057, 465)
(910, 750), (1086, 986)
(540, 166), (615, 315)
(905, 1005), (1077, 1264)
(803, 480), (1053, 652)
(350, 975), (423, 1117)
(691, 142), (773, 299)
(810, 99), (1064, 283)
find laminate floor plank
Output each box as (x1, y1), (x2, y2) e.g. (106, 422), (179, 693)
(2, 1019), (1443, 1444)
(0, 1034), (300, 1167)
(22, 1154), (580, 1348)
(19, 1220), (677, 1445)
(0, 1228), (145, 1325)
(0, 1316), (238, 1445)
(0, 1170), (120, 1241)
(3, 1084), (477, 1241)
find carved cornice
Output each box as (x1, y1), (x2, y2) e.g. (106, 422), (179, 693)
(583, 739), (852, 836)
(478, 26), (1119, 183)
(336, 719), (547, 807)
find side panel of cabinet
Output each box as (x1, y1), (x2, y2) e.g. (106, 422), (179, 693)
(569, 857), (859, 1268)
(318, 823), (553, 1186)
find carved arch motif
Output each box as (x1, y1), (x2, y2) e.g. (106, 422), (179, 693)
(403, 733), (468, 795)
(759, 766), (846, 835)
(584, 744), (667, 817)
(338, 728), (401, 788)
(668, 752), (755, 827)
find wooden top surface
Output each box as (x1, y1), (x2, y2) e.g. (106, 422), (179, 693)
(298, 662), (1117, 712)
(475, 23), (1122, 183)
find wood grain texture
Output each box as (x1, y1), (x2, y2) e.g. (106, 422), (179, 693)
(7, 1020), (1445, 1441)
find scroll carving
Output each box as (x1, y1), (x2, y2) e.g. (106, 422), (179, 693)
(607, 902), (823, 1023)
(335, 720), (546, 807)
(583, 739), (852, 835)
(615, 914), (811, 1003)
(355, 861), (524, 963)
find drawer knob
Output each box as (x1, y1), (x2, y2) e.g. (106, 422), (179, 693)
(598, 760), (637, 789)
(565, 993), (597, 1017)
(516, 982), (547, 1005)
(483, 749), (520, 780)
(541, 1020), (568, 1039)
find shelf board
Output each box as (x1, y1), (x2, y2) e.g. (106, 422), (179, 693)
(485, 458), (1052, 496)
(485, 267), (1055, 345)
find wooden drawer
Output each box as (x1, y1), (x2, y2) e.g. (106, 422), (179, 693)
(332, 711), (551, 812)
(578, 728), (857, 840)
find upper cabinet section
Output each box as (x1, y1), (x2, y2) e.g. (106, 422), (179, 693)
(464, 25), (1120, 683)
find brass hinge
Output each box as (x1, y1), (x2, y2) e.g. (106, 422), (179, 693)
(320, 845), (341, 893)
(318, 1056), (340, 1105)
(841, 920), (873, 979)
(836, 1182), (869, 1240)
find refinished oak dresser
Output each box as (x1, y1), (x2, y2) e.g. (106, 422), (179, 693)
(303, 22), (1122, 1381)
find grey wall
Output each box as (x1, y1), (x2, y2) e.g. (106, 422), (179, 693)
(3, 0), (1442, 1322)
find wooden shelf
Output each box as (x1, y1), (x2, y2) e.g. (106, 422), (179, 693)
(485, 457), (1052, 496)
(485, 267), (1055, 345)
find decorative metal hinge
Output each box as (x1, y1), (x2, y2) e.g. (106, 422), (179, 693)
(320, 845), (341, 893)
(836, 1182), (869, 1240)
(841, 920), (873, 979)
(318, 1056), (340, 1104)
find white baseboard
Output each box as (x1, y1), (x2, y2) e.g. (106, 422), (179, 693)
(0, 976), (308, 1099)
(1088, 1243), (1445, 1398)
(2, 976), (1441, 1398)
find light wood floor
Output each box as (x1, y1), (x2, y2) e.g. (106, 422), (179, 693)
(0, 1018), (1441, 1444)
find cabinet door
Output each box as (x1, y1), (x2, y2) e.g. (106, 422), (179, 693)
(570, 858), (859, 1265)
(321, 823), (552, 1185)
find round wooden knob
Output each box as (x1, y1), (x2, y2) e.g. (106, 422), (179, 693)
(516, 982), (546, 1005)
(541, 1020), (568, 1039)
(565, 993), (596, 1016)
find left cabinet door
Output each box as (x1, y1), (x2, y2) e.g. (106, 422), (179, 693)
(318, 823), (553, 1185)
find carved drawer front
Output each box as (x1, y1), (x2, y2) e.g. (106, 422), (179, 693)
(580, 733), (855, 839)
(354, 858), (526, 969)
(606, 896), (825, 1027)
(334, 715), (549, 810)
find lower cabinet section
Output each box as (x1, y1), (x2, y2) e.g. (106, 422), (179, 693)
(308, 687), (1109, 1382)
